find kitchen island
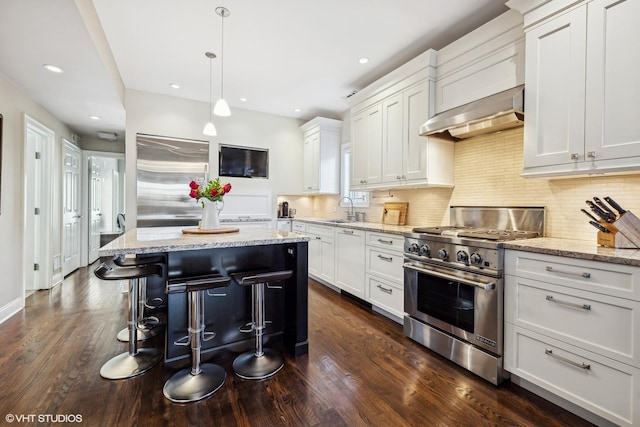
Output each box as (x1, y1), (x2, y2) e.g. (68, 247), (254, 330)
(98, 227), (310, 363)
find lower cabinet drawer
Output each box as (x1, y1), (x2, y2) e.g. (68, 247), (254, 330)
(367, 275), (403, 319)
(366, 248), (403, 284)
(505, 275), (639, 367)
(505, 323), (640, 426)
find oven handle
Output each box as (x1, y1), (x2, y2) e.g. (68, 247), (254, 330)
(403, 263), (496, 290)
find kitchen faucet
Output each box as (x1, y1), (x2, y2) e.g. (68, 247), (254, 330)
(339, 196), (355, 221)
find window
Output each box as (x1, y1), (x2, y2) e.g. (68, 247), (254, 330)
(340, 144), (369, 207)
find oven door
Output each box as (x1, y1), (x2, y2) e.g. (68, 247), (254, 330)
(404, 260), (501, 355)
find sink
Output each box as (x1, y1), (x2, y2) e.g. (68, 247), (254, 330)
(315, 219), (353, 224)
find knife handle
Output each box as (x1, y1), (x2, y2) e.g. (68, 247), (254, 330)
(589, 221), (610, 233)
(581, 208), (599, 222)
(585, 200), (614, 223)
(604, 196), (626, 216)
(593, 197), (617, 220)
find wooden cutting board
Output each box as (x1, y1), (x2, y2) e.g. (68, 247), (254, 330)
(382, 202), (408, 225)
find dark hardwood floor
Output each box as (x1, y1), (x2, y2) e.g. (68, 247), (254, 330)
(0, 266), (594, 427)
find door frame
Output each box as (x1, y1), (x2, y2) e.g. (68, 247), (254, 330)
(80, 150), (125, 267)
(22, 114), (54, 292)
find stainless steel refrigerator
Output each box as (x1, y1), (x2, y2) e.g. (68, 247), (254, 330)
(136, 134), (209, 227)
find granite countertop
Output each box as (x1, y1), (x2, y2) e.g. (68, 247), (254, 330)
(98, 226), (310, 256)
(292, 217), (414, 236)
(504, 237), (640, 267)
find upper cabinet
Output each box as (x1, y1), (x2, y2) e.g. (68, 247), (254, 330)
(509, 0), (640, 177)
(348, 50), (454, 191)
(300, 117), (342, 194)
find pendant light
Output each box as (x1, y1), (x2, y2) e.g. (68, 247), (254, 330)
(203, 51), (218, 136)
(213, 7), (231, 117)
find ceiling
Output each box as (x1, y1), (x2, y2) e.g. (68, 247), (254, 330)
(0, 0), (509, 141)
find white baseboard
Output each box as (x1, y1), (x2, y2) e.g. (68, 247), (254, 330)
(0, 297), (24, 324)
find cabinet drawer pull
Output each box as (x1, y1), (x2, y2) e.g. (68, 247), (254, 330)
(545, 266), (591, 278)
(315, 236), (322, 240)
(377, 284), (393, 294)
(377, 254), (393, 262)
(377, 239), (393, 245)
(342, 229), (354, 235)
(570, 153), (579, 160)
(586, 151), (596, 159)
(545, 348), (590, 370)
(545, 295), (591, 310)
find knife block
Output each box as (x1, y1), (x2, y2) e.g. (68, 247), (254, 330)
(612, 211), (640, 247)
(597, 211), (640, 248)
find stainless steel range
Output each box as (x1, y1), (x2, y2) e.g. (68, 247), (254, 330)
(403, 206), (544, 385)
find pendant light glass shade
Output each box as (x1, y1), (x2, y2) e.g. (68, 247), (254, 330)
(213, 98), (231, 117)
(214, 7), (231, 117)
(203, 121), (217, 136)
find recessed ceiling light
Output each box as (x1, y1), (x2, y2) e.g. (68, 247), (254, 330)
(293, 108), (301, 113)
(170, 83), (180, 89)
(43, 64), (64, 73)
(89, 115), (101, 120)
(239, 97), (247, 102)
(358, 57), (369, 64)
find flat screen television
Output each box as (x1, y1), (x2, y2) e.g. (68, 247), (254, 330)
(219, 144), (269, 178)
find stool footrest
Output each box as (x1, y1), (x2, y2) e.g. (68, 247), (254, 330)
(117, 323), (164, 342)
(231, 270), (293, 286)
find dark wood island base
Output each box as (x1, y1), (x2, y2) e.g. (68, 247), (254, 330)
(98, 227), (310, 365)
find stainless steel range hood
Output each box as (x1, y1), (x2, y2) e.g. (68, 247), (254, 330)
(420, 85), (524, 140)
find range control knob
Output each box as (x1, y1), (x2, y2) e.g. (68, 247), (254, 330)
(470, 252), (483, 265)
(438, 249), (448, 260)
(409, 243), (420, 253)
(419, 244), (431, 257)
(456, 250), (469, 263)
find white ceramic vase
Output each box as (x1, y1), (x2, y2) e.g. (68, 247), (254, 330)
(199, 199), (224, 230)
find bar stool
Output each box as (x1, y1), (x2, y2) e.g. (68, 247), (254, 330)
(94, 262), (164, 379)
(231, 270), (292, 380)
(112, 254), (166, 342)
(163, 274), (231, 403)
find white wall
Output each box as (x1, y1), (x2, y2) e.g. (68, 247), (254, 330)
(124, 89), (305, 228)
(0, 73), (75, 322)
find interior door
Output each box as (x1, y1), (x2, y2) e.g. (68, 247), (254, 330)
(23, 115), (53, 291)
(63, 140), (81, 275)
(88, 157), (102, 264)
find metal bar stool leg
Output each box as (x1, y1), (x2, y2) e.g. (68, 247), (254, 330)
(233, 281), (284, 380)
(163, 289), (226, 403)
(100, 277), (163, 380)
(114, 255), (165, 342)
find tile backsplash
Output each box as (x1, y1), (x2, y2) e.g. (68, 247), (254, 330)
(283, 127), (640, 243)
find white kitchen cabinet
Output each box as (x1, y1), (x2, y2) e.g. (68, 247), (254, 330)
(335, 227), (366, 298)
(380, 81), (453, 187)
(305, 224), (335, 284)
(291, 220), (306, 233)
(517, 0), (640, 177)
(350, 103), (382, 189)
(300, 117), (342, 194)
(504, 249), (640, 426)
(224, 220), (273, 230)
(348, 49), (453, 191)
(365, 231), (404, 322)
